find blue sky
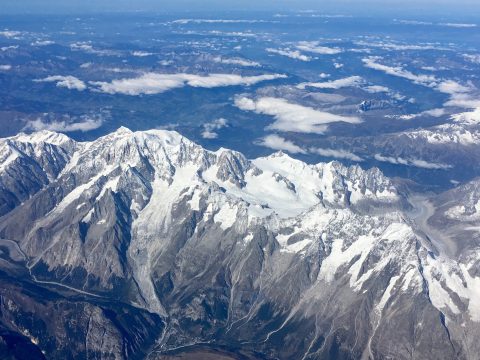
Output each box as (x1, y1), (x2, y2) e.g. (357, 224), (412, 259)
(2, 0), (480, 15)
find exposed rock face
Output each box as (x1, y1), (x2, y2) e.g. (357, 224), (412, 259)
(0, 128), (478, 359)
(0, 275), (164, 360)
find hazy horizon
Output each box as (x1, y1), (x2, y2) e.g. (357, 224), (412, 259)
(2, 0), (480, 17)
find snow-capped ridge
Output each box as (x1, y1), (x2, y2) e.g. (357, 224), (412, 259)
(9, 130), (74, 146)
(2, 128), (402, 223)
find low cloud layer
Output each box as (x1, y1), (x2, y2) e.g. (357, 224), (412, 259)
(258, 134), (362, 161)
(258, 134), (307, 154)
(31, 40), (55, 46)
(24, 117), (103, 132)
(91, 73), (286, 95)
(396, 20), (478, 28)
(266, 48), (312, 61)
(354, 40), (448, 51)
(296, 41), (342, 55)
(201, 118), (228, 139)
(363, 57), (476, 107)
(463, 54), (480, 64)
(436, 80), (471, 95)
(445, 95), (480, 109)
(234, 96), (361, 134)
(171, 19), (274, 24)
(439, 23), (477, 28)
(212, 56), (260, 67)
(310, 147), (363, 161)
(132, 51), (154, 57)
(70, 42), (120, 56)
(362, 57), (437, 86)
(0, 31), (22, 39)
(35, 75), (87, 91)
(396, 108), (446, 120)
(374, 154), (451, 170)
(364, 85), (390, 93)
(1, 45), (18, 51)
(297, 76), (363, 90)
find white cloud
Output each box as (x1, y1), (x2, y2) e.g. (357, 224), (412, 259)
(362, 57), (437, 86)
(387, 108), (446, 120)
(362, 57), (476, 106)
(31, 40), (54, 46)
(0, 65), (12, 71)
(463, 54), (480, 64)
(306, 92), (346, 103)
(201, 118), (228, 139)
(70, 42), (94, 51)
(258, 134), (363, 160)
(354, 40), (446, 51)
(436, 80), (471, 95)
(24, 117), (103, 132)
(91, 73), (286, 95)
(212, 56), (260, 67)
(258, 134), (307, 154)
(310, 147), (363, 161)
(297, 76), (363, 90)
(439, 82), (479, 109)
(234, 96), (361, 134)
(296, 41), (342, 55)
(70, 42), (119, 56)
(0, 31), (22, 39)
(423, 108), (446, 117)
(396, 20), (433, 26)
(132, 51), (154, 57)
(444, 94), (480, 109)
(201, 131), (218, 139)
(439, 23), (477, 28)
(171, 19), (274, 24)
(159, 60), (174, 66)
(349, 48), (372, 54)
(1, 45), (18, 51)
(396, 20), (477, 28)
(452, 107), (480, 125)
(364, 85), (390, 93)
(207, 30), (256, 38)
(409, 159), (452, 169)
(35, 75), (87, 91)
(421, 66), (438, 71)
(333, 62), (344, 69)
(266, 48), (312, 61)
(157, 123), (179, 130)
(374, 154), (451, 170)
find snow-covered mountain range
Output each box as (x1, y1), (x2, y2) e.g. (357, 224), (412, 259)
(0, 128), (479, 359)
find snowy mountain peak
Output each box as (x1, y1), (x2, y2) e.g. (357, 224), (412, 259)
(114, 125), (133, 134)
(11, 130), (74, 146)
(1, 128), (402, 221)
